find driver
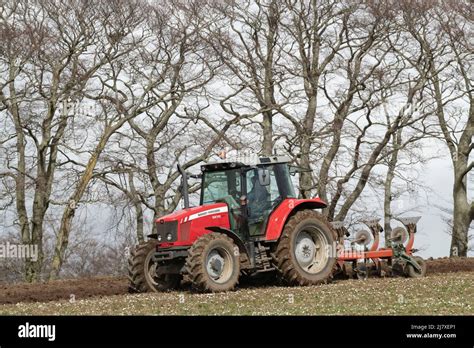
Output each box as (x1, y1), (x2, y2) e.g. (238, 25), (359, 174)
(247, 172), (270, 219)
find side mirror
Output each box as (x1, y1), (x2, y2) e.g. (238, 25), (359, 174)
(258, 168), (270, 186)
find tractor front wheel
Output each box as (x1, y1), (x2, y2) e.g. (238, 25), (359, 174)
(128, 240), (181, 293)
(185, 233), (240, 292)
(274, 210), (337, 286)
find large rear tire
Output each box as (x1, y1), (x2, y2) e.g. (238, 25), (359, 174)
(185, 233), (240, 292)
(274, 210), (337, 286)
(128, 240), (181, 293)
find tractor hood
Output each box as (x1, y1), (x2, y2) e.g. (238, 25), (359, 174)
(155, 203), (229, 225)
(154, 202), (231, 247)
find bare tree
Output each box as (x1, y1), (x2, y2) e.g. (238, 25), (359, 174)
(399, 0), (473, 256)
(205, 0), (285, 156)
(276, 0), (353, 198)
(94, 2), (242, 244)
(48, 0), (164, 278)
(0, 0), (137, 281)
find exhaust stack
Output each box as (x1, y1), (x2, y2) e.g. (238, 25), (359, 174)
(177, 164), (189, 209)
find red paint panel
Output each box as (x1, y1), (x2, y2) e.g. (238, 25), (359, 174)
(337, 249), (394, 261)
(264, 198), (327, 241)
(157, 203), (231, 248)
(155, 203), (227, 224)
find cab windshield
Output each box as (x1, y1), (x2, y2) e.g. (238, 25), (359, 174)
(200, 169), (241, 209)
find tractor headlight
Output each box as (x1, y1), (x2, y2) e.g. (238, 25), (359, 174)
(157, 235), (162, 241)
(166, 233), (172, 241)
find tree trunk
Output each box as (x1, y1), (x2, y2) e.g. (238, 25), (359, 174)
(49, 133), (111, 279)
(335, 118), (402, 221)
(135, 203), (144, 243)
(317, 114), (345, 213)
(261, 110), (273, 156)
(451, 191), (470, 257)
(450, 153), (472, 257)
(299, 95), (317, 199)
(7, 77), (36, 281)
(430, 64), (473, 257)
(384, 130), (401, 247)
(128, 172), (144, 243)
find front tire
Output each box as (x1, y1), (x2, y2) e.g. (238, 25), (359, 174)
(185, 233), (240, 292)
(274, 210), (337, 286)
(128, 240), (181, 293)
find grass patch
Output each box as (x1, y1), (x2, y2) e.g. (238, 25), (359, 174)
(1, 272), (473, 315)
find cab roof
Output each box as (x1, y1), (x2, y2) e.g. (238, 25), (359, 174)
(201, 155), (291, 172)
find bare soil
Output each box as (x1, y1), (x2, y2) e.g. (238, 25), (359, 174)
(425, 256), (474, 274)
(0, 257), (472, 305)
(0, 276), (127, 305)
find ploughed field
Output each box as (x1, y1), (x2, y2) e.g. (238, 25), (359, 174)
(0, 257), (473, 315)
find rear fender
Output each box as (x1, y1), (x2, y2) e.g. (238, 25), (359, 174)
(264, 198), (327, 241)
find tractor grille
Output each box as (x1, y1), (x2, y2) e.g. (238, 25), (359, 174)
(156, 220), (178, 242)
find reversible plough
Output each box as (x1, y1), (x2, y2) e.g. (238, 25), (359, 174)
(331, 216), (427, 280)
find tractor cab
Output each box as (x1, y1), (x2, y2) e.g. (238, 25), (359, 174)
(200, 156), (297, 238)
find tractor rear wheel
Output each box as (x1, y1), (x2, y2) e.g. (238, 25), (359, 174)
(406, 256), (427, 278)
(128, 240), (181, 293)
(274, 210), (337, 286)
(185, 233), (240, 292)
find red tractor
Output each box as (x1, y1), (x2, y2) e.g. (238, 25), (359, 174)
(128, 156), (337, 292)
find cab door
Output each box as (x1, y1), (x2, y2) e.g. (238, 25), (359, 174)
(245, 167), (280, 236)
(201, 169), (242, 233)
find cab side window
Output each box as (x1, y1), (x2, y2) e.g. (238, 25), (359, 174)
(202, 172), (228, 204)
(268, 170), (280, 203)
